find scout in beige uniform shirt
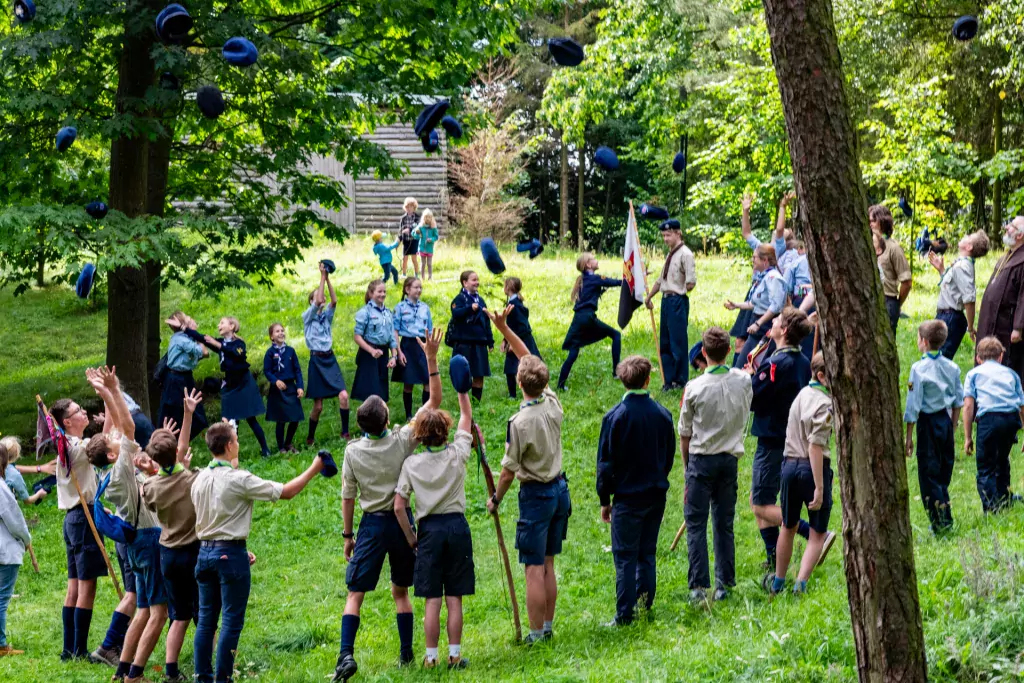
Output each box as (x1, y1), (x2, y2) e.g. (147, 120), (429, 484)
(678, 366), (753, 458)
(784, 384), (833, 460)
(395, 430), (473, 521)
(191, 461), (283, 541)
(501, 387), (563, 482)
(58, 437), (98, 510)
(343, 424), (419, 513)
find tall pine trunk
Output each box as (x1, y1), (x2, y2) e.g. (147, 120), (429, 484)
(144, 132), (173, 417)
(560, 137), (569, 243)
(577, 146), (585, 247)
(760, 2), (927, 681)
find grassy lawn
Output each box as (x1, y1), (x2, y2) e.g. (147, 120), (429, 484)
(2, 239), (1024, 682)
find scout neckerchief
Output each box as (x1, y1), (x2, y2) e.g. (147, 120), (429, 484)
(622, 389), (650, 401)
(660, 242), (685, 281)
(365, 429), (391, 440)
(424, 444), (447, 453)
(809, 380), (830, 396)
(923, 351), (942, 360)
(208, 459), (233, 469)
(159, 463), (184, 477)
(272, 343), (287, 372)
(521, 395), (545, 409)
(463, 288), (481, 305)
(707, 364), (729, 375)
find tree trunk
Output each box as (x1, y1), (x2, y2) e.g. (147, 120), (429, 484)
(144, 132), (172, 417)
(36, 225), (45, 287)
(993, 91), (1003, 238)
(577, 145), (585, 247)
(560, 136), (569, 243)
(759, 2), (928, 682)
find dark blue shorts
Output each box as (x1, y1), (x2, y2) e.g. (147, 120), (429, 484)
(346, 510), (416, 592)
(128, 529), (167, 609)
(64, 506), (108, 581)
(414, 513), (475, 598)
(116, 541), (136, 595)
(780, 456), (833, 533)
(751, 440), (785, 506)
(515, 478), (571, 566)
(161, 541), (200, 622)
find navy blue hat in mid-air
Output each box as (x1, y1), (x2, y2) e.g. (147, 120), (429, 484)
(672, 152), (686, 174)
(441, 115), (463, 139)
(196, 85), (225, 119)
(318, 450), (338, 478)
(223, 37), (258, 67)
(85, 201), (108, 219)
(155, 4), (193, 44)
(953, 15), (978, 41)
(415, 100), (450, 138)
(76, 263), (96, 299)
(898, 197), (913, 218)
(548, 38), (584, 67)
(516, 239), (544, 259)
(319, 258), (336, 274)
(55, 126), (77, 152)
(594, 145), (619, 171)
(480, 237), (505, 275)
(639, 203), (669, 221)
(659, 219), (681, 232)
(14, 0), (35, 23)
(450, 355), (472, 394)
(689, 341), (705, 370)
(421, 129), (440, 153)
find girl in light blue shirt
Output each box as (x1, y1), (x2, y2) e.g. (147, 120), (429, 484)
(392, 277), (434, 421)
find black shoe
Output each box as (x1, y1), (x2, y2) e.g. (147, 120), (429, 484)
(689, 588), (708, 605)
(399, 649), (414, 666)
(523, 632), (545, 646)
(333, 653), (358, 682)
(542, 629), (553, 640)
(447, 656), (469, 670)
(601, 618), (629, 627)
(713, 587), (729, 601)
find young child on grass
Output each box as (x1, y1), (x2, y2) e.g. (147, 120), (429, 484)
(399, 197), (421, 279)
(448, 270), (494, 402)
(0, 440), (31, 657)
(334, 330), (444, 682)
(264, 323), (305, 454)
(304, 263), (351, 443)
(392, 277), (434, 421)
(351, 279), (398, 404)
(190, 421), (336, 683)
(393, 367), (476, 669)
(412, 209), (439, 281)
(2, 436), (51, 505)
(485, 306), (568, 643)
(766, 351), (834, 595)
(598, 355), (675, 623)
(904, 320), (963, 533)
(963, 336), (1024, 513)
(373, 230), (401, 285)
(501, 277), (542, 400)
(679, 328), (751, 604)
(928, 230), (990, 360)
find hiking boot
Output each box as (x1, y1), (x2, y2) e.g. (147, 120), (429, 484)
(817, 531), (837, 567)
(542, 629), (553, 641)
(447, 656), (469, 670)
(399, 649), (414, 666)
(90, 646), (120, 667)
(761, 551), (776, 571)
(125, 676), (151, 683)
(0, 645), (24, 656)
(333, 653), (358, 682)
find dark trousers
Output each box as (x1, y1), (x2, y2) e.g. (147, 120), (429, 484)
(916, 411), (955, 531)
(381, 262), (398, 284)
(194, 543), (251, 683)
(975, 411), (1020, 512)
(885, 296), (901, 335)
(610, 492), (666, 623)
(659, 294), (689, 387)
(792, 295), (816, 360)
(937, 309), (968, 361)
(684, 453), (738, 590)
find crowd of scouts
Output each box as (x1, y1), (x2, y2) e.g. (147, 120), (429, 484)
(1, 193), (1023, 683)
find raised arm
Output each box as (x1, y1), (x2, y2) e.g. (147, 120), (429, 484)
(486, 306), (530, 359)
(741, 192), (757, 249)
(416, 329), (444, 411)
(178, 389), (202, 462)
(101, 367), (135, 441)
(775, 192), (794, 239)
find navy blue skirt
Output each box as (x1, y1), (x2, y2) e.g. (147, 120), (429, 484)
(729, 308), (754, 338)
(266, 381), (304, 423)
(157, 370), (209, 442)
(453, 343), (491, 378)
(393, 336), (430, 386)
(306, 352), (347, 399)
(221, 372), (265, 420)
(352, 345), (391, 401)
(504, 332), (542, 375)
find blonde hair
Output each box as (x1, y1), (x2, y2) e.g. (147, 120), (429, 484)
(0, 436), (21, 463)
(977, 336), (1006, 362)
(402, 277), (421, 300)
(570, 252), (594, 303)
(420, 208), (436, 227)
(221, 316), (240, 334)
(372, 230), (383, 242)
(968, 230), (991, 259)
(404, 197), (418, 211)
(517, 356), (549, 396)
(166, 310), (189, 330)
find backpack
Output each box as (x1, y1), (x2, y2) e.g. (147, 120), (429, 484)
(93, 472), (138, 545)
(153, 353), (169, 386)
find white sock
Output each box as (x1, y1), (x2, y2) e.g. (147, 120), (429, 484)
(543, 620), (553, 632)
(425, 647), (439, 662)
(530, 629), (545, 639)
(448, 644), (461, 659)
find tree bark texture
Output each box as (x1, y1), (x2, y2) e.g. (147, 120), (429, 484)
(993, 91), (1003, 237)
(759, 2), (928, 682)
(144, 132), (172, 417)
(577, 147), (585, 247)
(560, 137), (569, 242)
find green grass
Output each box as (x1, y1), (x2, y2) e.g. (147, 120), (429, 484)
(3, 240), (1024, 682)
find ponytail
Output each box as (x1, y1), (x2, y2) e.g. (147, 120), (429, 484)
(570, 252), (593, 303)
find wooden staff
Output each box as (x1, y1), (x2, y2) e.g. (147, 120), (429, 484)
(36, 396), (123, 599)
(669, 522), (687, 552)
(473, 423), (522, 643)
(27, 544), (39, 573)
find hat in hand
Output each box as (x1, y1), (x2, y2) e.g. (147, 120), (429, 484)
(318, 450), (338, 478)
(450, 355), (472, 394)
(415, 100), (450, 139)
(197, 85), (225, 119)
(76, 263), (96, 299)
(421, 129), (440, 154)
(480, 237), (505, 275)
(55, 126), (77, 152)
(223, 37), (259, 67)
(639, 203), (669, 221)
(32, 475), (56, 494)
(320, 259), (336, 274)
(594, 146), (619, 171)
(953, 15), (978, 42)
(14, 0), (35, 23)
(672, 151), (686, 174)
(441, 115), (463, 139)
(689, 341), (705, 370)
(155, 4), (193, 44)
(659, 218), (681, 232)
(548, 38), (585, 67)
(85, 201), (109, 219)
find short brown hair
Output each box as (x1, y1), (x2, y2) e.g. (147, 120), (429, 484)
(50, 398), (75, 431)
(977, 336), (1005, 362)
(756, 244), (777, 268)
(356, 396), (389, 435)
(969, 230), (991, 259)
(811, 351), (826, 377)
(86, 434), (111, 467)
(146, 429), (179, 470)
(268, 322), (283, 338)
(0, 443), (8, 472)
(412, 408), (453, 448)
(459, 270), (477, 286)
(702, 327), (731, 363)
(869, 205), (894, 236)
(616, 356), (652, 390)
(917, 320), (948, 351)
(517, 356), (549, 396)
(778, 307), (812, 347)
(206, 422), (236, 457)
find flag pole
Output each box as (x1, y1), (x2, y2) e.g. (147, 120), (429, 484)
(630, 202), (667, 386)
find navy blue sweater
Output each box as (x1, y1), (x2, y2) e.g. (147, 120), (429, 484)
(750, 346), (811, 442)
(596, 393), (675, 505)
(574, 272), (621, 313)
(449, 289), (494, 345)
(506, 297), (539, 354)
(263, 344), (304, 389)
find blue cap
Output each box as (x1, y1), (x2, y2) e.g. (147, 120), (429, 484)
(548, 38), (584, 66)
(441, 115), (463, 139)
(639, 203), (669, 221)
(32, 474), (56, 494)
(197, 85), (225, 119)
(415, 100), (450, 138)
(76, 263), (96, 299)
(659, 219), (681, 232)
(14, 0), (35, 23)
(55, 126), (77, 152)
(516, 238), (543, 259)
(223, 37), (258, 67)
(689, 341), (704, 370)
(594, 146), (619, 171)
(85, 201), (109, 219)
(450, 355), (472, 394)
(672, 151), (686, 174)
(318, 450), (338, 478)
(421, 129), (440, 153)
(155, 4), (193, 44)
(320, 259), (336, 274)
(953, 15), (978, 41)
(898, 196), (912, 218)
(480, 237), (505, 275)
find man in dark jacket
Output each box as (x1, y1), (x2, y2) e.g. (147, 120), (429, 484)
(979, 217), (1024, 379)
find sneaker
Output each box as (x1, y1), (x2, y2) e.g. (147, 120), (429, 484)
(447, 656), (469, 670)
(333, 653), (358, 682)
(0, 645), (24, 656)
(792, 580), (808, 594)
(90, 646), (120, 667)
(601, 618), (628, 628)
(542, 629), (553, 641)
(399, 650), (414, 666)
(60, 650), (74, 662)
(287, 445), (300, 454)
(125, 676), (151, 683)
(306, 438), (315, 447)
(162, 675), (189, 683)
(112, 674), (125, 682)
(340, 432), (351, 441)
(523, 633), (545, 646)
(422, 656), (439, 669)
(761, 572), (783, 595)
(713, 587), (729, 601)
(689, 589), (708, 605)
(817, 531), (837, 567)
